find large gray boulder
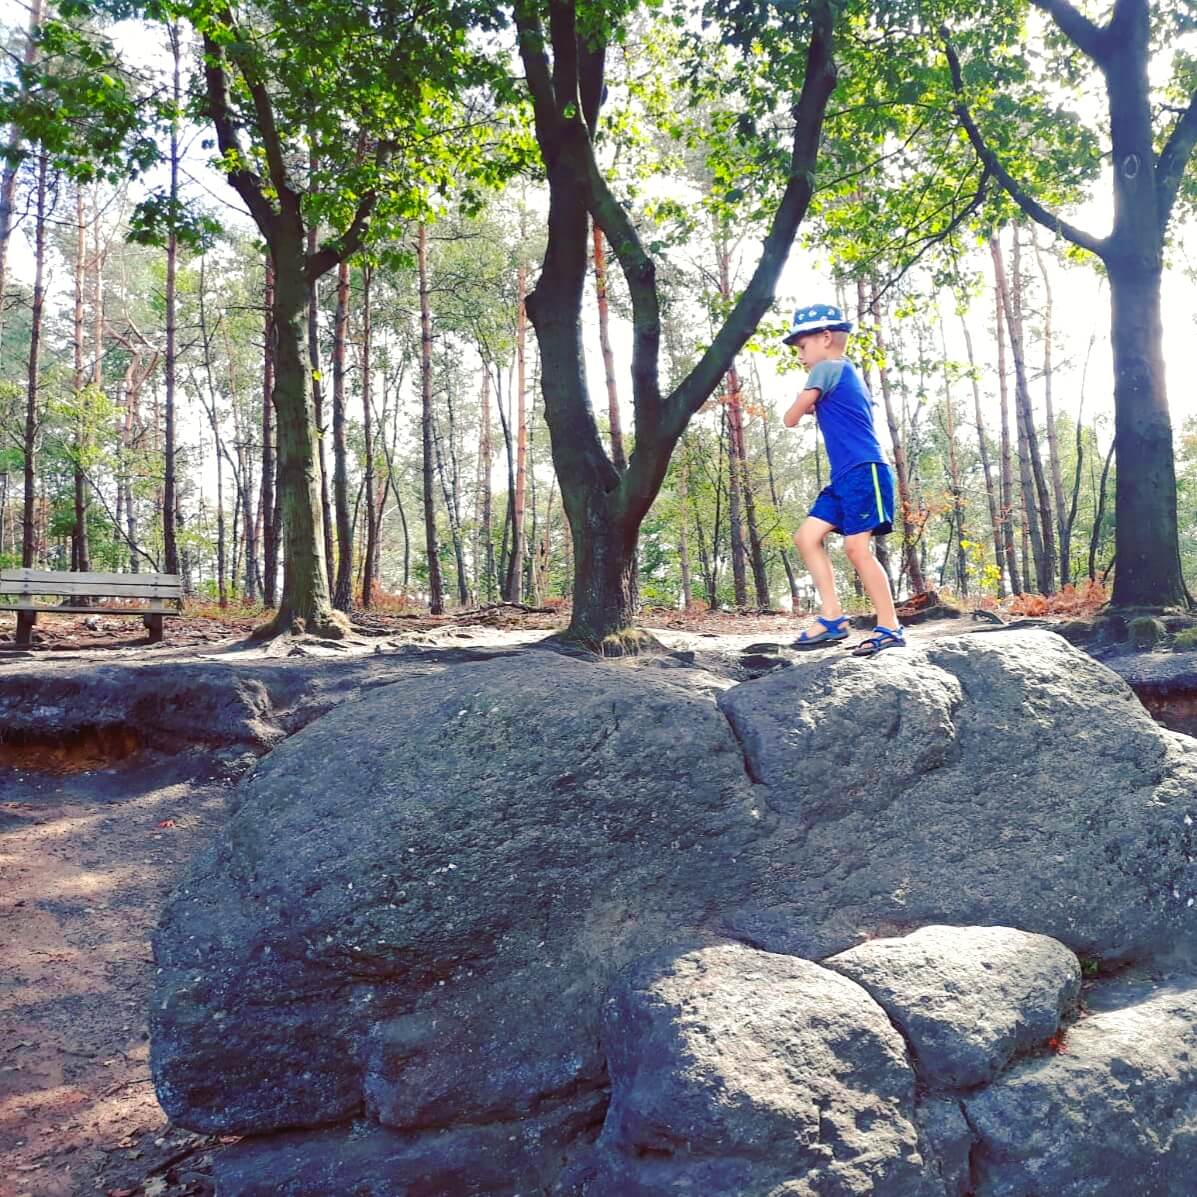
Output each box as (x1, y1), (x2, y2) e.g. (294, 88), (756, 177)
(580, 941), (939, 1196)
(152, 653), (765, 1150)
(825, 925), (1080, 1090)
(963, 974), (1197, 1195)
(718, 631), (1197, 962)
(152, 632), (1197, 1191)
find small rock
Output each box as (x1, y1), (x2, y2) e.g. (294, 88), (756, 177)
(587, 942), (939, 1196)
(964, 975), (1197, 1196)
(824, 925), (1081, 1090)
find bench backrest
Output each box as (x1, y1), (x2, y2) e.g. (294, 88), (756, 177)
(0, 568), (183, 601)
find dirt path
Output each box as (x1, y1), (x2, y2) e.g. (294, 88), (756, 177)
(0, 754), (234, 1197)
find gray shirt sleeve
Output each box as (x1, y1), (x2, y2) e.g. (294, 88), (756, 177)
(803, 359), (844, 397)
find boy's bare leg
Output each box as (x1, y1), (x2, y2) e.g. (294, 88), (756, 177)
(843, 532), (898, 629)
(794, 517), (842, 619)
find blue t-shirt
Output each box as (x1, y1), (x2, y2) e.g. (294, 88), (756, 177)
(804, 358), (886, 483)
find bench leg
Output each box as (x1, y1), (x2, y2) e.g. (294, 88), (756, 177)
(15, 609), (36, 646)
(144, 613), (164, 643)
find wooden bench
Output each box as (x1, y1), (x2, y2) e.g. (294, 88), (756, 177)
(0, 568), (183, 646)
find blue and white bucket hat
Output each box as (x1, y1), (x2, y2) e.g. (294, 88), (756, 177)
(782, 302), (854, 345)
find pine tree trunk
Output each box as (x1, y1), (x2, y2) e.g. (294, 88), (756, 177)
(214, 419), (227, 606)
(593, 226), (625, 469)
(418, 223), (445, 614)
(306, 198), (335, 595)
(1030, 228), (1069, 587)
(1010, 228), (1058, 588)
(72, 189), (90, 577)
(331, 258), (353, 610)
(1090, 437), (1115, 583)
(990, 238), (1023, 594)
(360, 266), (377, 608)
(21, 153), (47, 569)
(870, 285), (925, 594)
(261, 253), (277, 607)
(755, 358), (802, 602)
(677, 440), (693, 609)
(162, 28), (181, 577)
(961, 313), (1006, 597)
(1005, 230), (1056, 592)
(724, 381), (749, 607)
(478, 366), (495, 602)
(939, 314), (968, 595)
(509, 264), (528, 603)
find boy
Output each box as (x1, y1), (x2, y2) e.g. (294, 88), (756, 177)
(781, 302), (905, 657)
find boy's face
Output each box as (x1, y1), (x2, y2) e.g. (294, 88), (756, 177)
(794, 329), (832, 368)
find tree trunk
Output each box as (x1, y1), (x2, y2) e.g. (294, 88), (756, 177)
(269, 238), (338, 633)
(1030, 227), (1069, 586)
(724, 380), (749, 607)
(677, 440), (693, 609)
(1090, 436), (1115, 583)
(938, 312), (968, 595)
(1108, 260), (1184, 605)
(261, 253), (277, 607)
(961, 312), (1006, 597)
(754, 356), (801, 602)
(213, 416), (227, 606)
(162, 26), (181, 577)
(508, 263), (529, 603)
(593, 225), (625, 469)
(331, 258), (353, 610)
(477, 366), (495, 602)
(418, 223), (445, 613)
(306, 200), (335, 595)
(360, 265), (377, 608)
(870, 285), (924, 594)
(1005, 230), (1056, 592)
(21, 153), (47, 569)
(71, 188), (91, 577)
(515, 0), (835, 644)
(990, 237), (1023, 594)
(433, 400), (469, 606)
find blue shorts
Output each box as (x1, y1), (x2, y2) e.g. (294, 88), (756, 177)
(809, 462), (894, 536)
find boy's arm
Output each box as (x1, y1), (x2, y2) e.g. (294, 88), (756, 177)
(783, 387), (821, 428)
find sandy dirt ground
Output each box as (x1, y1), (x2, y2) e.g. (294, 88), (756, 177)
(0, 602), (1026, 1196)
(0, 751), (234, 1197)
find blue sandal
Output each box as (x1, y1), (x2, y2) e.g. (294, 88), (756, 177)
(792, 615), (850, 650)
(852, 625), (906, 657)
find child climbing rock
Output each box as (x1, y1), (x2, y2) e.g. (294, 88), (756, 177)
(781, 302), (905, 657)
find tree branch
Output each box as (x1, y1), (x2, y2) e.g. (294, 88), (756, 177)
(660, 0), (838, 442)
(305, 140), (393, 281)
(548, 0), (579, 115)
(199, 31), (277, 235)
(942, 32), (1108, 259)
(578, 39), (604, 136)
(1155, 88), (1197, 236)
(513, 3), (561, 149)
(1028, 0), (1108, 63)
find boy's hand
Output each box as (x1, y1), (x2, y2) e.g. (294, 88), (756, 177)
(783, 387), (821, 428)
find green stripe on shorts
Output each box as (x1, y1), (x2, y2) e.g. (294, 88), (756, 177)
(871, 463), (884, 523)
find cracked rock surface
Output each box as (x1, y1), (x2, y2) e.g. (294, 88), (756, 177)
(150, 632), (1197, 1194)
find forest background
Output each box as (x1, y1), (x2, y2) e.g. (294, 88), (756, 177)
(1, 0), (1196, 636)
